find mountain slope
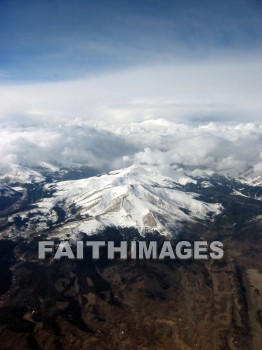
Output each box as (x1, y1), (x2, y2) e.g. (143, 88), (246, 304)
(0, 183), (23, 211)
(3, 165), (222, 238)
(0, 164), (45, 184)
(1, 163), (261, 239)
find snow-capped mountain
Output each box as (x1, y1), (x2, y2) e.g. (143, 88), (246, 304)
(42, 164), (223, 237)
(0, 162), (261, 240)
(1, 164), (222, 238)
(0, 164), (45, 184)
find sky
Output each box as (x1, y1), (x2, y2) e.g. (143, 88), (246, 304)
(0, 0), (261, 175)
(0, 0), (262, 122)
(1, 0), (262, 82)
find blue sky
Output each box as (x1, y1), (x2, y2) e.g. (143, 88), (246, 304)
(1, 0), (262, 82)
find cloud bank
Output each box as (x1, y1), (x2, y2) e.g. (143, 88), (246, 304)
(0, 56), (262, 125)
(0, 119), (261, 177)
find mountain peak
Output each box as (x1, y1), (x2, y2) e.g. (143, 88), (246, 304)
(15, 164), (222, 238)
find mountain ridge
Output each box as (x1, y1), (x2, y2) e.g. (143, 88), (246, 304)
(0, 162), (261, 240)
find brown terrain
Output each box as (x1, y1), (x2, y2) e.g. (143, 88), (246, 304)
(0, 221), (261, 350)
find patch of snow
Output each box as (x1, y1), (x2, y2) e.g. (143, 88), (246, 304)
(0, 164), (45, 184)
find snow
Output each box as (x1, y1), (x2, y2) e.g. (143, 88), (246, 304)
(0, 182), (22, 198)
(190, 168), (215, 178)
(37, 161), (60, 172)
(238, 176), (262, 187)
(201, 181), (214, 188)
(1, 162), (261, 240)
(0, 164), (45, 184)
(33, 164), (222, 237)
(177, 177), (197, 186)
(231, 190), (250, 198)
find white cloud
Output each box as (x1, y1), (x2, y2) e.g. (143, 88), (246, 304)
(100, 119), (262, 176)
(0, 119), (261, 177)
(0, 55), (262, 124)
(0, 125), (136, 173)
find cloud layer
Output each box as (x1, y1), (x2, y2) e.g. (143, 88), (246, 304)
(0, 57), (262, 125)
(0, 119), (261, 177)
